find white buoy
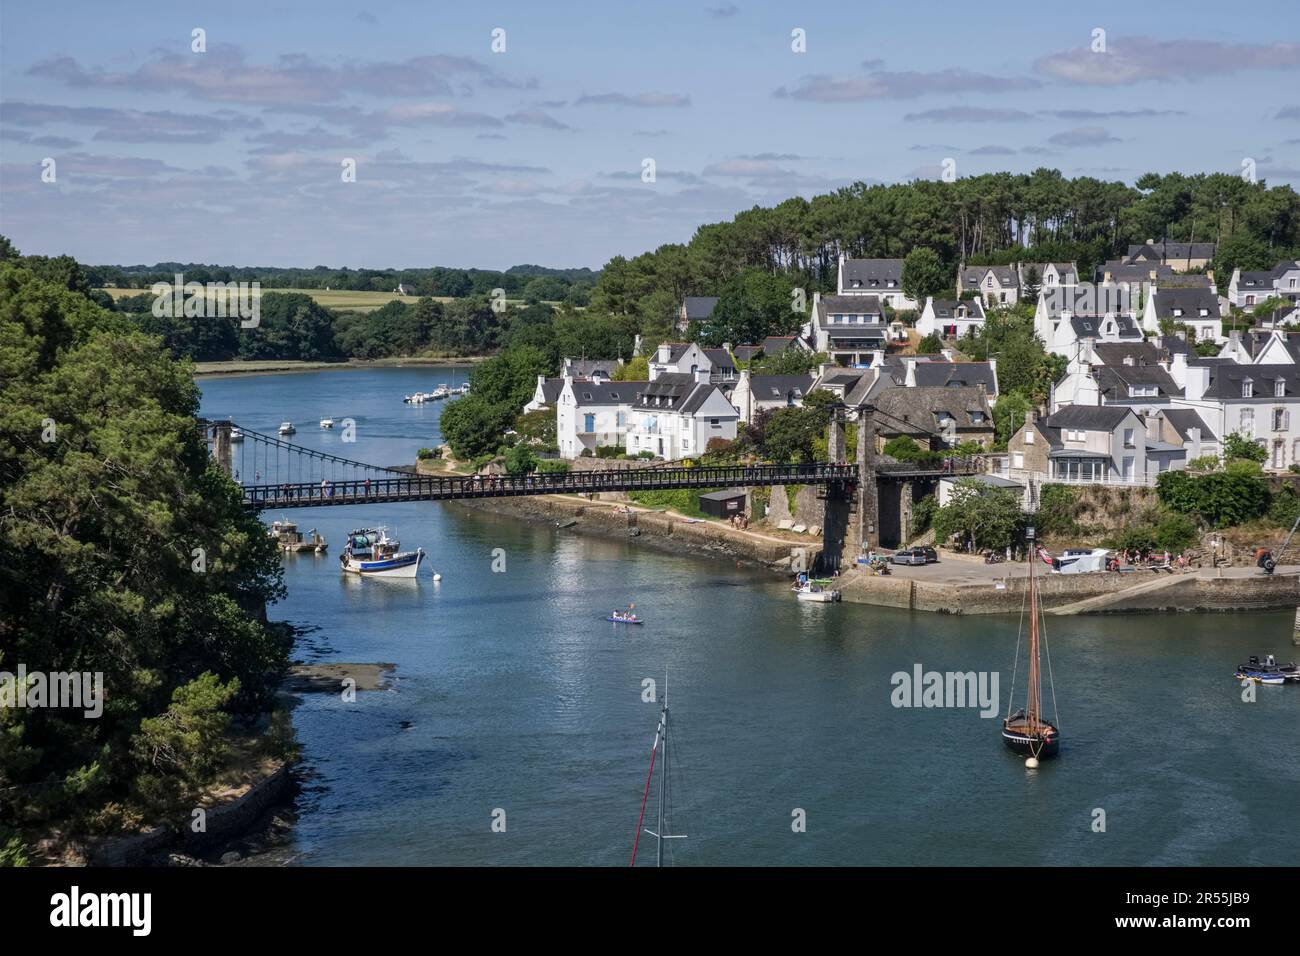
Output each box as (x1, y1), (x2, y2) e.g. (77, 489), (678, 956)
(432, 571), (442, 581)
(1025, 757), (1039, 769)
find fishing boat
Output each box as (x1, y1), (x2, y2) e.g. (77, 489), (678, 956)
(229, 426), (244, 443)
(1002, 526), (1061, 763)
(1236, 655), (1300, 684)
(792, 573), (840, 602)
(319, 417), (334, 429)
(268, 519), (327, 553)
(344, 528), (383, 557)
(630, 678), (686, 867)
(278, 421), (296, 435)
(339, 527), (424, 578)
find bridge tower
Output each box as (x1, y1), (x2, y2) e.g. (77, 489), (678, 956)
(851, 403), (879, 560)
(212, 421), (233, 476)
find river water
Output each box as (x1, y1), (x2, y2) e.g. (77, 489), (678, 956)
(199, 367), (1300, 866)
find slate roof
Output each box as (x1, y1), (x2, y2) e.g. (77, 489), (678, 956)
(1068, 314), (1141, 339)
(748, 374), (815, 402)
(702, 348), (735, 372)
(761, 335), (803, 354)
(1091, 342), (1163, 367)
(1237, 270), (1278, 291)
(569, 381), (648, 406)
(1200, 363), (1300, 400)
(1021, 262), (1078, 285)
(535, 378), (565, 404)
(1094, 364), (1183, 400)
(872, 385), (993, 436)
(960, 265), (1018, 291)
(1126, 241), (1217, 263)
(841, 259), (904, 291)
(817, 294), (886, 322)
(1161, 408), (1217, 442)
(872, 358), (997, 394)
(682, 296), (719, 320)
(563, 357), (621, 379)
(1045, 405), (1136, 431)
(633, 373), (724, 415)
(927, 298), (986, 321)
(1097, 260), (1175, 283)
(1153, 286), (1221, 320)
(732, 344), (763, 363)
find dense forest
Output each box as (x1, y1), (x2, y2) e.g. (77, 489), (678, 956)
(0, 238), (290, 864)
(85, 261), (598, 304)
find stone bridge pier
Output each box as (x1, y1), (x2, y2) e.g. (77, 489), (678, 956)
(816, 404), (880, 574)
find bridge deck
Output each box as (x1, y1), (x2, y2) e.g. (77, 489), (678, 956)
(242, 463), (859, 510)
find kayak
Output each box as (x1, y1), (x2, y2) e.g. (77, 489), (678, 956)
(607, 616), (644, 625)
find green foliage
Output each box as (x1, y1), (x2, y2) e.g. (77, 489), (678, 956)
(1156, 465), (1269, 528)
(594, 444), (623, 458)
(513, 408), (556, 446)
(131, 673), (239, 814)
(627, 488), (722, 517)
(992, 392), (1032, 450)
(911, 494), (937, 534)
(901, 247), (949, 304)
(535, 459), (570, 474)
(1223, 430), (1268, 463)
(1269, 484), (1300, 527)
(1154, 511), (1199, 550)
(916, 334), (943, 355)
(749, 348), (826, 376)
(504, 444), (538, 475)
(933, 479), (1024, 551)
(416, 447), (441, 460)
(760, 390), (836, 462)
(698, 268), (798, 346)
(0, 252), (288, 834)
(612, 355), (649, 381)
(1035, 484), (1079, 538)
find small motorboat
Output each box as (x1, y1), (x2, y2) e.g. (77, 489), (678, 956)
(320, 417), (334, 429)
(278, 421), (296, 435)
(269, 519), (327, 553)
(229, 427), (244, 442)
(1236, 655), (1300, 684)
(404, 392), (427, 404)
(792, 575), (840, 602)
(431, 384), (451, 400)
(340, 527), (423, 578)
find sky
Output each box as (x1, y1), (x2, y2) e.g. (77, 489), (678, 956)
(1, 0), (1299, 271)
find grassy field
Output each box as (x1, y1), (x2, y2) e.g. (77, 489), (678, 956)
(100, 287), (455, 313)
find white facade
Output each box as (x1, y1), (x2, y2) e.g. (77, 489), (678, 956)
(555, 378), (644, 459)
(625, 371), (739, 460)
(916, 297), (987, 337)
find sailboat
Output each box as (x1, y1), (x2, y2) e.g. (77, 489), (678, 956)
(1002, 525), (1061, 765)
(630, 681), (686, 866)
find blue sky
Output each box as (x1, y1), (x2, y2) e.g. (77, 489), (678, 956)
(2, 0), (1298, 270)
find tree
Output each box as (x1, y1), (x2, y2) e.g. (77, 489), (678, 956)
(933, 479), (1024, 551)
(992, 392), (1032, 449)
(698, 268), (797, 346)
(504, 444), (539, 475)
(901, 247), (949, 305)
(1223, 430), (1267, 463)
(613, 355), (649, 381)
(760, 390), (836, 462)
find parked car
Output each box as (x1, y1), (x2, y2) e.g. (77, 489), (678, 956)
(890, 547), (938, 566)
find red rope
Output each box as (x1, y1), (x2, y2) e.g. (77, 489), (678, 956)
(629, 726), (661, 866)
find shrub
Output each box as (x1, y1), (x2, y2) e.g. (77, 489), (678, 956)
(917, 334), (943, 355)
(636, 450), (655, 459)
(416, 447), (441, 460)
(911, 494), (937, 534)
(1154, 511), (1199, 550)
(1269, 484), (1300, 527)
(536, 459), (570, 474)
(595, 444), (623, 459)
(504, 444), (538, 475)
(1035, 484), (1078, 538)
(1224, 431), (1268, 463)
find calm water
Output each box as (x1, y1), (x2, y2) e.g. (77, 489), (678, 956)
(200, 368), (1300, 866)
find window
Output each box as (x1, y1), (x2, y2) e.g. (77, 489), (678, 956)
(1247, 295), (1256, 305)
(1275, 408), (1290, 432)
(1240, 408), (1255, 434)
(709, 418), (720, 428)
(1123, 428), (1135, 448)
(1277, 379), (1287, 398)
(1012, 452), (1024, 468)
(583, 413), (595, 433)
(1242, 379), (1254, 399)
(1025, 429), (1035, 445)
(1172, 308), (1183, 317)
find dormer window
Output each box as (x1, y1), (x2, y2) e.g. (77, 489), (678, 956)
(1277, 379), (1287, 398)
(1199, 309), (1209, 317)
(1172, 308), (1183, 317)
(1242, 379), (1254, 399)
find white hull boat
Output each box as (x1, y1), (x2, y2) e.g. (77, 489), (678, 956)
(278, 421), (296, 435)
(340, 527), (423, 578)
(319, 418), (334, 429)
(792, 579), (840, 602)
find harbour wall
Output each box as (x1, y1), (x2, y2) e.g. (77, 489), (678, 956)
(838, 567), (1300, 615)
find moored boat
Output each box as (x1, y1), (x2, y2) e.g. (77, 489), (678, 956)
(1002, 526), (1061, 763)
(229, 426), (244, 442)
(431, 384), (450, 400)
(268, 519), (327, 553)
(340, 527), (423, 578)
(278, 421), (296, 435)
(1236, 654), (1300, 684)
(319, 417), (334, 429)
(792, 574), (840, 602)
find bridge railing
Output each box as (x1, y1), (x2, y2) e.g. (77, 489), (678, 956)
(876, 455), (988, 477)
(240, 462), (858, 508)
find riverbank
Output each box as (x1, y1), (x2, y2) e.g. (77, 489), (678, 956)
(449, 493), (814, 572)
(193, 356), (483, 378)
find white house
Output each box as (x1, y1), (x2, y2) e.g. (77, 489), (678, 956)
(555, 377), (647, 459)
(957, 264), (1019, 305)
(625, 370), (739, 460)
(808, 292), (889, 366)
(837, 255), (915, 310)
(1141, 286), (1224, 344)
(524, 376), (566, 413)
(730, 370), (815, 423)
(916, 296), (986, 337)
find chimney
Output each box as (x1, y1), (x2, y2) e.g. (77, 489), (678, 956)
(1188, 426), (1201, 459)
(633, 334), (644, 356)
(657, 342), (671, 363)
(1123, 354), (1135, 366)
(592, 371), (607, 385)
(1103, 270), (1113, 284)
(1150, 270), (1158, 282)
(904, 358), (917, 387)
(1184, 365), (1210, 402)
(693, 367), (710, 385)
(1170, 350), (1188, 386)
(1229, 329), (1240, 352)
(722, 342), (732, 354)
